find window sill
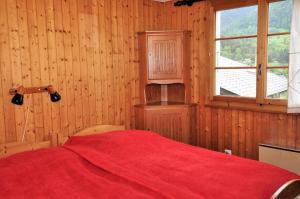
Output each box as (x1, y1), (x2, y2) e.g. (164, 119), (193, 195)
(206, 96), (288, 114)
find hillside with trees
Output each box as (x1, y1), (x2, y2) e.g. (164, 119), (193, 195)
(219, 0), (292, 77)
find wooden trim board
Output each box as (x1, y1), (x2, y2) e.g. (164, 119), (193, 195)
(0, 140), (53, 158)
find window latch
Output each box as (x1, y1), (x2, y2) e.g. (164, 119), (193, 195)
(257, 64), (262, 80)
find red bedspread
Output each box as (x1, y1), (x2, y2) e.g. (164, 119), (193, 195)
(0, 130), (299, 199)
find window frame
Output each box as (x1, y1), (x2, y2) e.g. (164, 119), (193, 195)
(209, 0), (290, 112)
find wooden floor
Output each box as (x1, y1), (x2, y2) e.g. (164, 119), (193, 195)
(0, 0), (299, 160)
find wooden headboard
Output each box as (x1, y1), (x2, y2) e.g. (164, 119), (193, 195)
(0, 125), (125, 158)
(53, 125), (125, 146)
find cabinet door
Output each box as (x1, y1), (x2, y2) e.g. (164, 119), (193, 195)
(145, 107), (189, 143)
(147, 35), (183, 81)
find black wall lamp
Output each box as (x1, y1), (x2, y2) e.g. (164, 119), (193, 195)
(174, 0), (202, 7)
(9, 85), (61, 105)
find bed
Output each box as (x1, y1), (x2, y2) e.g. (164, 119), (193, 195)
(0, 126), (299, 199)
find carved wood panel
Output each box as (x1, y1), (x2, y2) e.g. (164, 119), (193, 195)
(145, 107), (189, 143)
(148, 35), (183, 80)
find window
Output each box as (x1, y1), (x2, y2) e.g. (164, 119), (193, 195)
(215, 5), (258, 98)
(213, 0), (292, 104)
(266, 0), (292, 99)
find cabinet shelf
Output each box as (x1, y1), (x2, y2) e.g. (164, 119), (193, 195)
(135, 101), (196, 107)
(145, 83), (186, 104)
(147, 101), (186, 106)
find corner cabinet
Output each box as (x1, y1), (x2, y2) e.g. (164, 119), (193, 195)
(135, 31), (197, 144)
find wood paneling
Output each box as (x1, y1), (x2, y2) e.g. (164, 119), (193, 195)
(135, 104), (196, 144)
(157, 1), (300, 160)
(0, 0), (299, 160)
(0, 0), (162, 147)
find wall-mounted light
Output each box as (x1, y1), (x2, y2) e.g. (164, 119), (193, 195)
(174, 0), (202, 7)
(9, 85), (61, 105)
(47, 85), (61, 103)
(9, 85), (61, 142)
(11, 86), (25, 105)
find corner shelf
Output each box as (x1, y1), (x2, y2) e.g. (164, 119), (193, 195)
(134, 30), (196, 144)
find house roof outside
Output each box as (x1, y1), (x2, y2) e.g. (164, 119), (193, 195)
(216, 56), (288, 97)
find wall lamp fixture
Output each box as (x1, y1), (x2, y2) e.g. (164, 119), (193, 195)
(9, 85), (61, 105)
(174, 0), (202, 7)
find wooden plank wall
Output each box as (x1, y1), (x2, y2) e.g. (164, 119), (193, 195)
(0, 0), (163, 147)
(157, 1), (300, 160)
(0, 0), (299, 160)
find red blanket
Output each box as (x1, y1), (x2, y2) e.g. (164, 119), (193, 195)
(0, 130), (298, 199)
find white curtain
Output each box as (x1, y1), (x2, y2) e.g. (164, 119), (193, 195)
(288, 0), (300, 113)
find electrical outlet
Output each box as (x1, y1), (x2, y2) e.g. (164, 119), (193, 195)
(224, 149), (232, 155)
